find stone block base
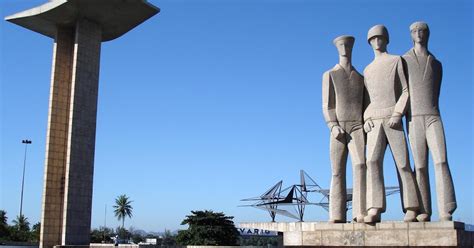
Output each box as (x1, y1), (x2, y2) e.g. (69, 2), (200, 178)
(54, 245), (160, 248)
(239, 221), (473, 247)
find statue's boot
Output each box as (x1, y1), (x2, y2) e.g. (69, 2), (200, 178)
(364, 209), (381, 223)
(416, 213), (430, 222)
(403, 210), (417, 222)
(440, 214), (452, 221)
(353, 215), (366, 223)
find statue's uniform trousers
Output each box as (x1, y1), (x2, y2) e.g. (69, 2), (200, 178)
(407, 114), (456, 218)
(403, 49), (457, 219)
(366, 117), (419, 212)
(329, 121), (366, 221)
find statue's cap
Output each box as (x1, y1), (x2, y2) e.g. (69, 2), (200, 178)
(410, 21), (429, 31)
(367, 24), (389, 44)
(333, 35), (355, 46)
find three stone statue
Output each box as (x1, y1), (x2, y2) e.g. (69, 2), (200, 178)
(322, 22), (456, 224)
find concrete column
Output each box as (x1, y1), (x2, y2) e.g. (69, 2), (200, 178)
(62, 18), (101, 245)
(40, 18), (102, 248)
(40, 26), (74, 248)
(7, 2), (158, 247)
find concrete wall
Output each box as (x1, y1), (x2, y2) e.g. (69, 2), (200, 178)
(239, 221), (474, 246)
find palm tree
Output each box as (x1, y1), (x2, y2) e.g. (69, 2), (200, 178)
(13, 214), (30, 232)
(0, 210), (8, 237)
(0, 210), (7, 226)
(113, 195), (133, 229)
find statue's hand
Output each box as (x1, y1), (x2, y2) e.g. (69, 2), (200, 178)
(364, 119), (374, 133)
(388, 114), (402, 129)
(331, 125), (345, 139)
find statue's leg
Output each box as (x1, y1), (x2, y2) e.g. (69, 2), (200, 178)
(385, 120), (420, 221)
(408, 116), (431, 221)
(425, 115), (457, 220)
(329, 129), (348, 223)
(347, 124), (366, 223)
(365, 120), (386, 223)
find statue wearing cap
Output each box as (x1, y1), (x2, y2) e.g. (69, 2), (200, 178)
(322, 35), (367, 223)
(362, 25), (420, 223)
(403, 21), (457, 222)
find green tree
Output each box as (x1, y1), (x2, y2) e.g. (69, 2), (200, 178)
(130, 232), (143, 244)
(10, 215), (30, 241)
(113, 194), (133, 229)
(30, 222), (41, 242)
(175, 210), (239, 246)
(0, 210), (10, 241)
(90, 228), (103, 243)
(161, 229), (176, 246)
(90, 226), (114, 243)
(128, 227), (144, 244)
(0, 210), (7, 225)
(115, 226), (130, 242)
(13, 215), (30, 232)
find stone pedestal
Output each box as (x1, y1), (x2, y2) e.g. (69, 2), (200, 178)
(239, 221), (474, 247)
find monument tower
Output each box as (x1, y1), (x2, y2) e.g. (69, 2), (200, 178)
(5, 1), (159, 247)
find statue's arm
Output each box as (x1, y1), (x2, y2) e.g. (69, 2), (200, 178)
(393, 57), (409, 116)
(363, 77), (374, 133)
(401, 56), (410, 86)
(435, 61), (443, 106)
(387, 58), (409, 128)
(363, 77), (370, 114)
(322, 71), (338, 129)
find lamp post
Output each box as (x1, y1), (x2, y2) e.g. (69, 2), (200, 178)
(19, 139), (32, 217)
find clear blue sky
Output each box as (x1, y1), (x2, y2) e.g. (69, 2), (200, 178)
(1, 0), (472, 232)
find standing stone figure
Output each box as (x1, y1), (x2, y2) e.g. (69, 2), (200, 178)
(403, 22), (456, 222)
(363, 25), (419, 223)
(322, 35), (367, 223)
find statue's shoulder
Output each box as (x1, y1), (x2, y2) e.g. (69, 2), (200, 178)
(402, 50), (417, 68)
(323, 65), (339, 77)
(387, 54), (402, 62)
(363, 61), (375, 75)
(429, 52), (442, 66)
(322, 69), (332, 81)
(352, 68), (364, 79)
(322, 69), (331, 78)
(402, 49), (414, 60)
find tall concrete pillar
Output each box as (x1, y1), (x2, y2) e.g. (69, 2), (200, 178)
(5, 1), (159, 247)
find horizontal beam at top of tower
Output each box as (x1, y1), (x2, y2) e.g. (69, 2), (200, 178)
(5, 0), (160, 42)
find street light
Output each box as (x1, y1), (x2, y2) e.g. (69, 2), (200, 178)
(19, 139), (32, 218)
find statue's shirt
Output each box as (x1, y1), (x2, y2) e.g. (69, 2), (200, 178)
(322, 64), (365, 126)
(363, 54), (409, 121)
(403, 49), (442, 116)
